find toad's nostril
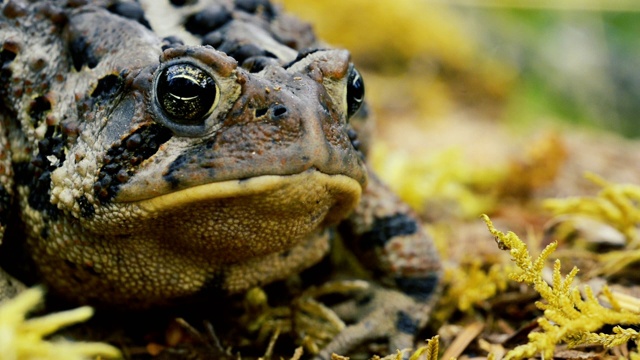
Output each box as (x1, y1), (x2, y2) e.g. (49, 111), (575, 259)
(271, 104), (288, 119)
(255, 107), (268, 117)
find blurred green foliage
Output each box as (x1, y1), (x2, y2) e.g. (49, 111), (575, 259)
(471, 6), (640, 136)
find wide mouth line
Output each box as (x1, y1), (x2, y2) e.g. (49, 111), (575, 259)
(130, 170), (362, 214)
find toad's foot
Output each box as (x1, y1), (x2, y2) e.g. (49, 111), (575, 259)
(314, 285), (437, 360)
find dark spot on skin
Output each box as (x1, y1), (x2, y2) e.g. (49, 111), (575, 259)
(0, 184), (11, 226)
(115, 169), (129, 183)
(217, 42), (277, 67)
(38, 3), (68, 26)
(170, 0), (198, 6)
(13, 124), (67, 219)
(68, 35), (101, 71)
(2, 0), (28, 19)
(395, 310), (420, 335)
(125, 133), (142, 150)
(0, 48), (17, 85)
(77, 195), (95, 218)
(29, 95), (52, 125)
(347, 128), (362, 152)
(201, 32), (223, 48)
(107, 2), (151, 29)
(360, 213), (418, 250)
(14, 163), (60, 221)
(216, 40), (240, 57)
(185, 5), (232, 36)
(395, 273), (440, 302)
(30, 58), (47, 72)
(163, 133), (216, 188)
(91, 74), (123, 99)
(241, 55), (278, 73)
(234, 0), (275, 20)
(161, 36), (184, 51)
(30, 172), (55, 216)
(35, 126), (66, 170)
(224, 43), (265, 64)
(163, 153), (189, 188)
(284, 48), (324, 69)
(95, 124), (173, 202)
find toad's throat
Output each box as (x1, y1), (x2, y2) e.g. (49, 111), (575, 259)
(108, 170), (362, 263)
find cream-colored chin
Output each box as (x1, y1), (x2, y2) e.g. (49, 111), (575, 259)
(123, 170), (362, 263)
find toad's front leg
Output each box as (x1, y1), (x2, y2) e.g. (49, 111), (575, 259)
(316, 171), (442, 359)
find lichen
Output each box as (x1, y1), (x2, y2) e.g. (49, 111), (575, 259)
(0, 287), (121, 360)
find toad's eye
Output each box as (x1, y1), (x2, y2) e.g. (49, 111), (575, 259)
(346, 66), (364, 118)
(156, 63), (219, 125)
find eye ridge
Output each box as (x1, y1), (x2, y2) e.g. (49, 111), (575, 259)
(156, 63), (219, 126)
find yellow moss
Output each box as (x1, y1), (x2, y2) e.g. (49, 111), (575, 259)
(372, 335), (441, 360)
(370, 132), (566, 222)
(409, 335), (440, 360)
(482, 215), (640, 360)
(544, 173), (640, 243)
(441, 260), (512, 313)
(0, 287), (121, 360)
(371, 144), (503, 219)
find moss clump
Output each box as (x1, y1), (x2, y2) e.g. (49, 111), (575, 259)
(483, 215), (640, 360)
(0, 287), (121, 360)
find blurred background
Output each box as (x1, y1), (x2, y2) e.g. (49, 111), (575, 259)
(281, 0), (640, 136)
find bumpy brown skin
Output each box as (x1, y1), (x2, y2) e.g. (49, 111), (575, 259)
(0, 0), (441, 357)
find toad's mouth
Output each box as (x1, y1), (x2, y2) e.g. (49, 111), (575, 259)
(98, 169), (362, 262)
(136, 169), (362, 223)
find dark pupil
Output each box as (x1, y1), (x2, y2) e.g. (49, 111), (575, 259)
(157, 64), (217, 125)
(346, 68), (364, 118)
(167, 76), (203, 99)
